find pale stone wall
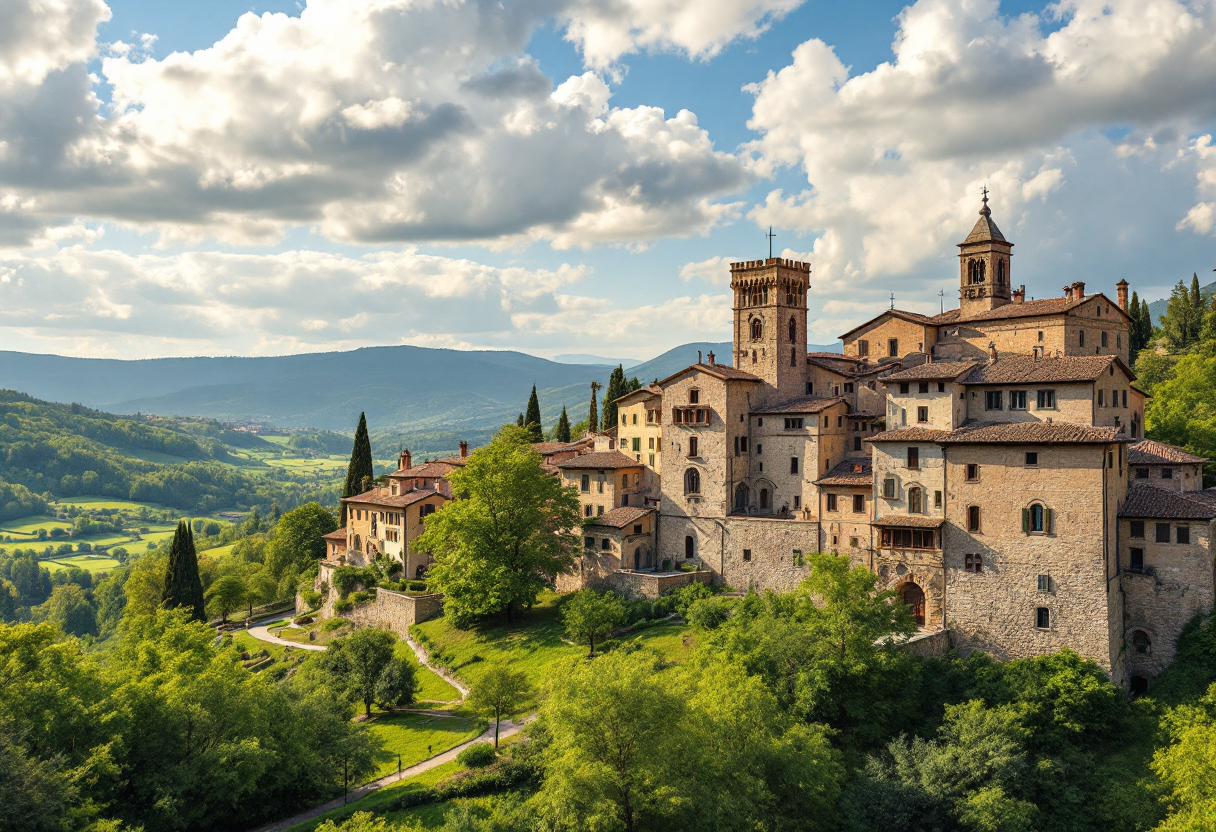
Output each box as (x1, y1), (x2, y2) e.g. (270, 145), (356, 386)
(806, 364), (848, 399)
(561, 463), (645, 519)
(843, 316), (936, 360)
(617, 397), (664, 479)
(886, 385), (959, 430)
(731, 260), (809, 406)
(342, 589), (443, 638)
(604, 569), (711, 599)
(1131, 464), (1205, 492)
(873, 442), (946, 522)
(943, 444), (1114, 671)
(1063, 298), (1131, 364)
(1120, 518), (1214, 678)
(720, 517), (820, 592)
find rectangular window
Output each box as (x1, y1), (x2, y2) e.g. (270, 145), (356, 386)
(1037, 574), (1050, 592)
(889, 338), (899, 357)
(1101, 331), (1108, 347)
(883, 478), (896, 499)
(598, 480), (604, 493)
(1162, 468), (1174, 479)
(827, 494), (838, 511)
(1178, 525), (1191, 544)
(919, 382), (930, 394)
(648, 454), (655, 466)
(899, 382), (909, 394)
(632, 437), (641, 452)
(907, 447), (919, 469)
(584, 505), (592, 517)
(854, 435), (862, 451)
(966, 463), (979, 481)
(1098, 389), (1104, 407)
(985, 391), (1003, 410)
(938, 382), (946, 392)
(794, 496), (801, 510)
(790, 457), (799, 474)
(1025, 452), (1038, 466)
(621, 414), (627, 426)
(1010, 390), (1027, 410)
(784, 417), (804, 429)
(1135, 467), (1149, 479)
(580, 474), (590, 492)
(965, 553), (982, 573)
(649, 437), (655, 450)
(1037, 389), (1056, 408)
(689, 389), (699, 404)
(601, 539), (610, 550)
(1038, 331), (1043, 342)
(585, 536), (594, 548)
(688, 436), (698, 457)
(740, 437), (749, 452)
(806, 382), (814, 395)
(880, 528), (938, 549)
(844, 383), (854, 393)
(633, 524), (642, 535)
(1130, 521), (1144, 539)
(1122, 390), (1128, 408)
(597, 505), (604, 516)
(849, 537), (859, 548)
(934, 490), (942, 509)
(742, 549), (752, 562)
(1156, 523), (1171, 543)
(1079, 330), (1085, 347)
(917, 406), (929, 423)
(1130, 548), (1144, 572)
(1036, 607), (1050, 628)
(858, 340), (869, 357)
(968, 505), (981, 532)
(853, 494), (866, 513)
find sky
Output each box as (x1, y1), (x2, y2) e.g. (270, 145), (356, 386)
(0, 0), (1213, 362)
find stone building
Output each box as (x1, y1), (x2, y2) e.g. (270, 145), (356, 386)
(639, 193), (1214, 687)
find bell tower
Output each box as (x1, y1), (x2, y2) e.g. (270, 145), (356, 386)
(730, 257), (811, 405)
(958, 189), (1013, 317)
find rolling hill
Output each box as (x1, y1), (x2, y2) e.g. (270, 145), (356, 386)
(1147, 279), (1216, 326)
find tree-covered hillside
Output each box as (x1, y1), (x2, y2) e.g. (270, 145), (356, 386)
(0, 391), (337, 515)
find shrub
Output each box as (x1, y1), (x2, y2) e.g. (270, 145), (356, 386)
(687, 597), (730, 630)
(300, 589), (322, 609)
(322, 617), (351, 632)
(626, 599), (653, 623)
(661, 558), (672, 571)
(294, 615), (314, 625)
(350, 590), (374, 605)
(457, 742), (497, 768)
(333, 599), (354, 614)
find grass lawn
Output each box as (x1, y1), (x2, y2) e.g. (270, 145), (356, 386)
(202, 542), (237, 560)
(366, 713), (485, 782)
(44, 554), (122, 573)
(0, 515), (73, 536)
(58, 497), (175, 512)
(230, 630), (293, 665)
(283, 760), (464, 832)
(411, 591), (694, 709)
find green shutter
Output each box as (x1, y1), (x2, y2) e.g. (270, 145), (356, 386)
(1022, 508), (1030, 534)
(1045, 508), (1053, 534)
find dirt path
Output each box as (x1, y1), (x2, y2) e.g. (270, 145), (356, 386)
(403, 631), (469, 698)
(250, 718), (524, 832)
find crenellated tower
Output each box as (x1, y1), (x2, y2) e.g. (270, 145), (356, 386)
(730, 257), (811, 405)
(958, 190), (1013, 317)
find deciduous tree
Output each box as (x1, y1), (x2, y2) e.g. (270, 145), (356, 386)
(561, 589), (626, 656)
(266, 501), (337, 578)
(467, 662), (530, 747)
(322, 627), (398, 719)
(205, 574), (246, 624)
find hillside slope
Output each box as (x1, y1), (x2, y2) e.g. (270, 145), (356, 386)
(1147, 279), (1216, 325)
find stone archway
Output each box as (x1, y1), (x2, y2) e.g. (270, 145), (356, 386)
(900, 581), (926, 627)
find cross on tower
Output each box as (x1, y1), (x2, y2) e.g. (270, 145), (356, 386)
(938, 289), (945, 313)
(766, 226), (776, 259)
(889, 292), (896, 310)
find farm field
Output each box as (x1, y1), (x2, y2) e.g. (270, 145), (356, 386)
(0, 515), (73, 536)
(44, 554), (121, 573)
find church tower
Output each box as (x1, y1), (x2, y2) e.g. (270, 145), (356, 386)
(958, 190), (1013, 317)
(730, 257), (810, 405)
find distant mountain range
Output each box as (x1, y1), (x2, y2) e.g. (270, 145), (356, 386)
(1147, 279), (1216, 326)
(0, 340), (841, 445)
(552, 353), (643, 368)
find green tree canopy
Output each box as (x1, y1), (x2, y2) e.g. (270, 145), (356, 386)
(561, 588), (626, 656)
(33, 583), (97, 637)
(524, 384), (544, 443)
(161, 521), (205, 621)
(556, 405), (571, 443)
(588, 381), (601, 434)
(342, 412), (374, 506)
(205, 574), (246, 624)
(415, 425), (581, 624)
(1144, 349), (1216, 472)
(321, 627), (398, 718)
(466, 662), (530, 747)
(266, 501), (338, 578)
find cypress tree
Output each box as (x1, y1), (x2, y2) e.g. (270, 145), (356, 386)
(516, 413), (525, 427)
(162, 521), (205, 621)
(1139, 297), (1154, 349)
(556, 406), (571, 443)
(343, 413), (374, 498)
(601, 366), (626, 432)
(588, 381), (601, 434)
(524, 385), (544, 442)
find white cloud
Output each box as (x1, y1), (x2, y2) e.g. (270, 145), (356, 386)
(745, 0), (1216, 288)
(679, 255), (735, 285)
(1177, 133), (1216, 234)
(561, 0), (805, 69)
(0, 0), (109, 86)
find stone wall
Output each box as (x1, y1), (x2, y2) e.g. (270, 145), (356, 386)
(901, 629), (952, 657)
(842, 315), (935, 360)
(604, 569), (712, 599)
(328, 589), (444, 639)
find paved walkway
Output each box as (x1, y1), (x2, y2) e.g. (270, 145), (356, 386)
(251, 717), (524, 832)
(247, 619), (327, 652)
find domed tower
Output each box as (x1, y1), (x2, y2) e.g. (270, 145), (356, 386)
(731, 257), (811, 405)
(958, 189), (1013, 316)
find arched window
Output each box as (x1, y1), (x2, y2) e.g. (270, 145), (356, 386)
(685, 536), (695, 560)
(1132, 630), (1151, 654)
(734, 484), (749, 511)
(760, 488), (769, 509)
(751, 319), (763, 340)
(353, 534), (362, 552)
(1024, 502), (1050, 534)
(997, 259), (1006, 285)
(900, 582), (926, 626)
(908, 487), (923, 514)
(788, 316), (796, 342)
(684, 468), (701, 495)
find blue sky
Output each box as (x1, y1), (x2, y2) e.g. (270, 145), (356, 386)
(1, 0), (1213, 360)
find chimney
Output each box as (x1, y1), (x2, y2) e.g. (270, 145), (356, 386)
(1116, 279), (1129, 312)
(1011, 285), (1025, 304)
(707, 350), (715, 365)
(988, 342), (998, 363)
(399, 448), (412, 471)
(1063, 285), (1073, 300)
(459, 441), (468, 458)
(1072, 280), (1085, 299)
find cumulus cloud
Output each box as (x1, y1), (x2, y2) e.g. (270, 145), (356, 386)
(679, 255), (735, 285)
(0, 0), (109, 86)
(0, 0), (753, 249)
(745, 0), (1216, 292)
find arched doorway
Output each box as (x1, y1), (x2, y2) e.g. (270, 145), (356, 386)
(633, 548), (641, 570)
(735, 484), (749, 512)
(759, 488), (769, 510)
(900, 582), (926, 627)
(685, 535), (695, 561)
(1130, 676), (1148, 697)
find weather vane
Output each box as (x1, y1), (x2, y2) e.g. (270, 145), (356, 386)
(766, 226), (776, 259)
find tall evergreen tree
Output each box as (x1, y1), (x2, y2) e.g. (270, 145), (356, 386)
(524, 384), (544, 442)
(600, 366), (626, 432)
(556, 406), (572, 443)
(1139, 297), (1154, 349)
(1129, 290), (1145, 361)
(342, 413), (374, 498)
(516, 413), (525, 427)
(161, 522), (205, 621)
(588, 381), (601, 435)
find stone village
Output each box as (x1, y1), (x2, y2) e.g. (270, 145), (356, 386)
(315, 195), (1216, 693)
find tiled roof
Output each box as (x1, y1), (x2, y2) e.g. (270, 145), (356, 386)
(874, 515), (946, 528)
(960, 355), (1126, 385)
(939, 420), (1129, 445)
(929, 293), (1128, 325)
(432, 455), (469, 467)
(961, 206), (1007, 243)
(869, 426), (951, 442)
(1185, 489), (1216, 509)
(806, 354), (875, 377)
(848, 411), (886, 420)
(323, 528), (348, 541)
(752, 395), (846, 415)
(657, 363), (762, 386)
(1128, 439), (1208, 465)
(838, 309), (940, 340)
(532, 441), (589, 455)
(1120, 484), (1216, 520)
(344, 487), (448, 508)
(584, 506), (654, 529)
(881, 361), (982, 382)
(554, 450), (641, 470)
(614, 384), (662, 404)
(815, 459), (873, 487)
(388, 461), (460, 479)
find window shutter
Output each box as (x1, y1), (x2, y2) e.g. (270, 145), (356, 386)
(1022, 508), (1029, 534)
(1045, 508), (1053, 534)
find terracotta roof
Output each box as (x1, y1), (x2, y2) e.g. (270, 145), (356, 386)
(939, 420), (1130, 445)
(343, 487), (448, 508)
(584, 506), (654, 529)
(930, 293), (1129, 325)
(960, 355), (1127, 385)
(1120, 484), (1216, 520)
(1128, 439), (1208, 465)
(554, 450), (642, 470)
(387, 461), (460, 479)
(870, 426), (951, 442)
(432, 455), (469, 466)
(815, 459), (873, 487)
(806, 354), (876, 378)
(1185, 490), (1216, 508)
(657, 363), (762, 386)
(614, 384), (662, 404)
(323, 528), (348, 541)
(532, 441), (589, 455)
(881, 361), (982, 382)
(838, 309), (940, 340)
(874, 515), (946, 528)
(752, 396), (847, 415)
(848, 411), (886, 420)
